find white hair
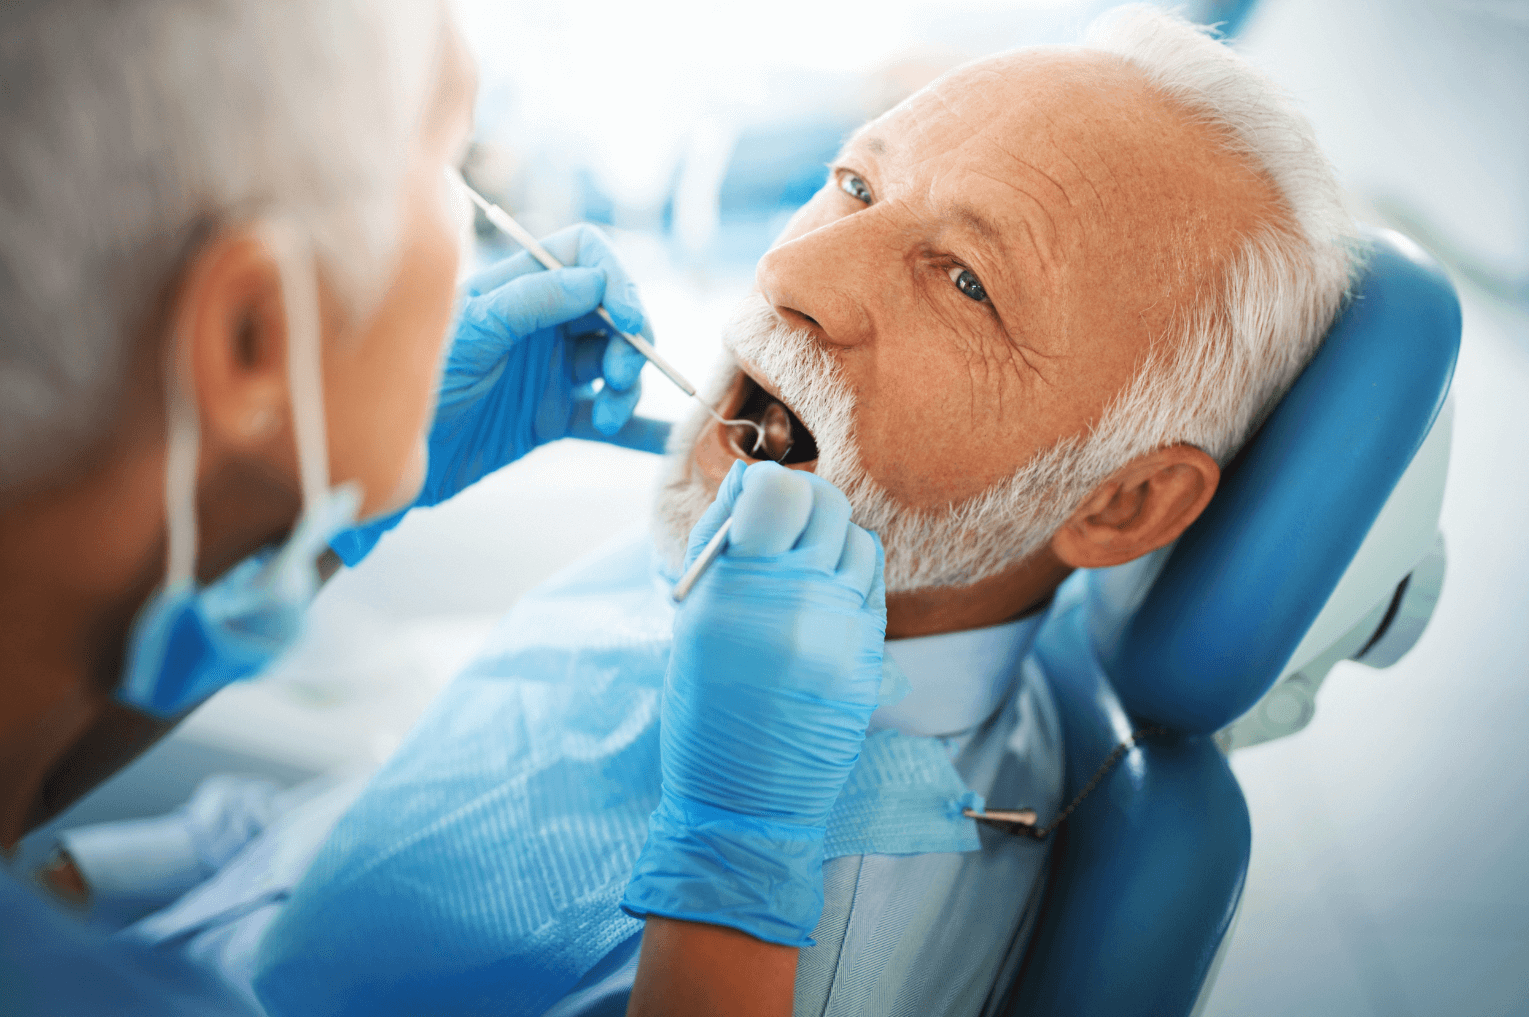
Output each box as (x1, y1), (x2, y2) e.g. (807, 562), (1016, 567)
(0, 0), (441, 492)
(1079, 3), (1362, 465)
(657, 5), (1363, 593)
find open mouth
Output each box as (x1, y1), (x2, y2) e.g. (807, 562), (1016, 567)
(723, 369), (820, 466)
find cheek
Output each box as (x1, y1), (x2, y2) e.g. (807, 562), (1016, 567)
(851, 346), (982, 505)
(849, 326), (1062, 510)
(382, 436), (429, 513)
(325, 185), (460, 517)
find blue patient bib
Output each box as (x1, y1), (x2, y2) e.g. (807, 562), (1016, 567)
(252, 533), (982, 1017)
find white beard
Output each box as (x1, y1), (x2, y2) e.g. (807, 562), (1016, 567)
(653, 292), (1109, 594)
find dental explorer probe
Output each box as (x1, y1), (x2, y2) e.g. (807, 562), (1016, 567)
(457, 179), (768, 454)
(669, 403), (794, 603)
(671, 518), (733, 602)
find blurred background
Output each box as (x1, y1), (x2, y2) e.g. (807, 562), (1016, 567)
(17, 0), (1527, 1013)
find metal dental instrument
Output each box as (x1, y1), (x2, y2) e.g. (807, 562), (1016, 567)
(671, 517), (733, 603)
(458, 179), (767, 453)
(671, 403), (795, 603)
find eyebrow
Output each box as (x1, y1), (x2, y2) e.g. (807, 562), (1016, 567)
(839, 123), (886, 158)
(949, 202), (1003, 245)
(943, 200), (1035, 323)
(843, 128), (1031, 303)
(842, 133), (1004, 249)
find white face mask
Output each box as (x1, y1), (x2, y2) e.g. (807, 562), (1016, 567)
(115, 222), (360, 718)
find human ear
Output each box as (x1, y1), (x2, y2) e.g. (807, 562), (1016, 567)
(1050, 444), (1220, 570)
(176, 231), (292, 454)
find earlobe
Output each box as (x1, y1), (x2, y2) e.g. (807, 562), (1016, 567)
(1051, 445), (1220, 570)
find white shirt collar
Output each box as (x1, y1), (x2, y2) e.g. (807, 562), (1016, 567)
(869, 608), (1047, 738)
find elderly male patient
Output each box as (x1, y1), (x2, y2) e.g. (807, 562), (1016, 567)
(55, 7), (1360, 1016)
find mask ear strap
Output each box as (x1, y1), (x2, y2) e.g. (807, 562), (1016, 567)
(163, 319), (201, 589)
(259, 220), (330, 511)
(162, 221), (331, 591)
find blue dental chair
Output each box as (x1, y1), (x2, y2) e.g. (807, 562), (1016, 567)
(996, 229), (1461, 1016)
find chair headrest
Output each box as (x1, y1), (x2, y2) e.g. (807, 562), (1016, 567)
(1096, 228), (1460, 734)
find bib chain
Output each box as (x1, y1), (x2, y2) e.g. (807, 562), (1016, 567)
(964, 726), (1170, 840)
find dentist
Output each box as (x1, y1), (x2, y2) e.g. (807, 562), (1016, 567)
(0, 2), (885, 1014)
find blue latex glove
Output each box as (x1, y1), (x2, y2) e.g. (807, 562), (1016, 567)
(331, 224), (652, 564)
(622, 460), (887, 947)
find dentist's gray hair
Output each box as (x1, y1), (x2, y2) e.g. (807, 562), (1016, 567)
(0, 0), (441, 492)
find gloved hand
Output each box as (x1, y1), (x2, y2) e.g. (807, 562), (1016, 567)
(331, 224), (652, 565)
(622, 460), (887, 947)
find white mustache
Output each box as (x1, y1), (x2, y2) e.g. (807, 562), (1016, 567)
(719, 292), (858, 487)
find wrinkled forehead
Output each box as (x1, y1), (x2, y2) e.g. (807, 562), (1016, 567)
(850, 45), (1279, 309)
(856, 47), (1209, 212)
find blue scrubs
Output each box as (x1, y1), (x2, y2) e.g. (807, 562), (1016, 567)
(0, 872), (256, 1017)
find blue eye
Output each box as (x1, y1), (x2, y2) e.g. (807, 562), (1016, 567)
(948, 265), (988, 302)
(838, 172), (872, 204)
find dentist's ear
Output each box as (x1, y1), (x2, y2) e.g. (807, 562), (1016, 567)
(1050, 445), (1219, 569)
(180, 229), (294, 458)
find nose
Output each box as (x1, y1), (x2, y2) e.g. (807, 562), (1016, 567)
(754, 216), (878, 349)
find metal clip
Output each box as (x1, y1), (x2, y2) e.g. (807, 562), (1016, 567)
(962, 807), (1039, 835)
(961, 727), (1166, 843)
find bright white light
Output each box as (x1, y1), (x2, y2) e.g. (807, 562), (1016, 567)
(449, 0), (1102, 210)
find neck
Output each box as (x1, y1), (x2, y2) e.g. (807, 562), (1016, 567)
(0, 454), (166, 847)
(885, 546), (1072, 639)
(0, 438), (306, 846)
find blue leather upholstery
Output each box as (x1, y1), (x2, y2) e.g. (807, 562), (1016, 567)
(1000, 230), (1461, 1016)
(1109, 230), (1459, 734)
(999, 598), (1251, 1016)
(1199, 0), (1264, 39)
